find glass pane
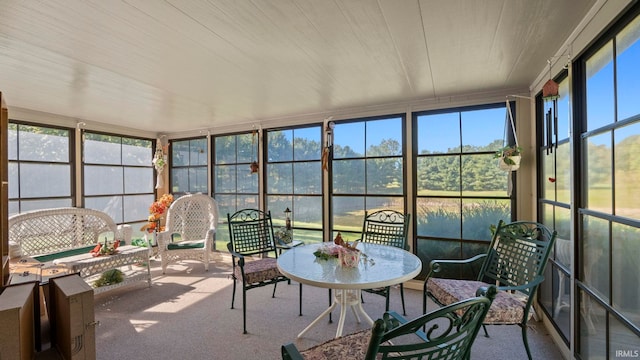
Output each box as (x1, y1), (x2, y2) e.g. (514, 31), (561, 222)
(215, 194), (237, 220)
(416, 155), (460, 195)
(365, 196), (403, 213)
(614, 123), (640, 219)
(578, 291), (606, 359)
(266, 195), (292, 228)
(8, 162), (18, 198)
(332, 196), (364, 232)
(124, 167), (153, 194)
(18, 199), (72, 213)
(416, 197), (461, 238)
(268, 130), (293, 162)
(290, 228), (323, 245)
(237, 133), (255, 164)
(417, 113), (460, 154)
(541, 148), (555, 200)
(555, 206), (572, 240)
(461, 107), (504, 149)
(189, 139), (208, 166)
(366, 118), (402, 157)
(8, 123), (17, 160)
(582, 215), (610, 301)
(461, 154), (505, 196)
(294, 196), (322, 229)
(557, 79), (570, 140)
(172, 168), (189, 193)
(190, 167), (208, 193)
(237, 166), (258, 193)
(556, 142), (571, 204)
(462, 199), (509, 241)
(215, 165), (236, 193)
(366, 158), (402, 195)
(123, 194), (154, 222)
(586, 41), (615, 131)
(85, 196), (123, 223)
(20, 163), (71, 197)
(84, 133), (121, 164)
(238, 194), (259, 209)
(293, 127), (321, 161)
(267, 163), (292, 194)
(19, 125), (69, 162)
(215, 135), (236, 164)
(294, 162), (321, 194)
(334, 122), (364, 158)
(609, 316), (640, 358)
(172, 140), (190, 166)
(612, 223), (640, 327)
(333, 159), (364, 194)
(616, 15), (640, 121)
(585, 133), (612, 212)
(122, 138), (151, 166)
(416, 238), (461, 279)
(84, 165), (123, 196)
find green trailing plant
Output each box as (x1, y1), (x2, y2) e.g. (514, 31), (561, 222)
(94, 269), (124, 288)
(494, 145), (523, 165)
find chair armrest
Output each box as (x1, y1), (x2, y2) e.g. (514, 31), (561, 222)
(427, 253), (487, 279)
(385, 311), (428, 341)
(498, 275), (545, 292)
(281, 343), (304, 360)
(226, 243), (246, 267)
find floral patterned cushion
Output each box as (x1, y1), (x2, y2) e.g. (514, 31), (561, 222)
(427, 278), (532, 324)
(300, 329), (385, 360)
(235, 257), (282, 284)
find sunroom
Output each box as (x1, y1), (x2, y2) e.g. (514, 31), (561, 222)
(1, 1), (639, 359)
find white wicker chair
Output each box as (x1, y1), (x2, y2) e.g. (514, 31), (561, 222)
(156, 193), (219, 274)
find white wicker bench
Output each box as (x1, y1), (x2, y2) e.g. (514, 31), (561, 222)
(8, 207), (151, 293)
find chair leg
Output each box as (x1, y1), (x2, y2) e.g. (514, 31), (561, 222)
(328, 289), (333, 323)
(242, 286), (248, 334)
(299, 283), (303, 316)
(400, 283), (406, 316)
(384, 287), (390, 312)
(231, 278), (237, 309)
(272, 282), (278, 298)
(522, 324), (533, 360)
(482, 324), (489, 337)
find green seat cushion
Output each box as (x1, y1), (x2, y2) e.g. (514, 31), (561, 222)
(33, 245), (97, 262)
(167, 240), (205, 250)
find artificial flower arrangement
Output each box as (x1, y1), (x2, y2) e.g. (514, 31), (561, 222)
(313, 232), (374, 267)
(140, 193), (174, 233)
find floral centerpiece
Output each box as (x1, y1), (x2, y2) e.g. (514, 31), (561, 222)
(140, 193), (174, 233)
(313, 232), (374, 267)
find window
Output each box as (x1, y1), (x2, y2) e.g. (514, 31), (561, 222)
(8, 122), (73, 214)
(413, 104), (512, 278)
(213, 132), (258, 246)
(576, 8), (640, 358)
(170, 137), (208, 195)
(266, 126), (323, 244)
(332, 116), (405, 242)
(82, 132), (154, 240)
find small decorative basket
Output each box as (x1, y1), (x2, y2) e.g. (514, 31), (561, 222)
(338, 248), (360, 268)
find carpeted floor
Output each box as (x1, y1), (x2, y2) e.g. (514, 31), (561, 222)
(91, 251), (564, 360)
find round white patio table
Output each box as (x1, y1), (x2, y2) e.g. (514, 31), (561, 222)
(277, 242), (422, 339)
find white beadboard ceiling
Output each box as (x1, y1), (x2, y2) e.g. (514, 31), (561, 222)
(0, 0), (595, 133)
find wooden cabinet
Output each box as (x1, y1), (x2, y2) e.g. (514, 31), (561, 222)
(1, 91), (9, 287)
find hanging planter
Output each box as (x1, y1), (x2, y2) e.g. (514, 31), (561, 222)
(496, 146), (522, 172)
(250, 127), (259, 174)
(152, 141), (167, 189)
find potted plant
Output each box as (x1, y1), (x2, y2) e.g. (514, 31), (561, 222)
(495, 145), (522, 171)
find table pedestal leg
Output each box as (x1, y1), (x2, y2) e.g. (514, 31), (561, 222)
(297, 288), (374, 339)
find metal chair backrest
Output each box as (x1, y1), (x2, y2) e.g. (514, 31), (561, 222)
(370, 285), (497, 360)
(166, 194), (219, 242)
(227, 209), (278, 257)
(479, 220), (557, 296)
(360, 209), (409, 250)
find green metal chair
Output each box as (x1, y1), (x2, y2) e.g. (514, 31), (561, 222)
(282, 285), (497, 360)
(227, 209), (301, 334)
(359, 209), (411, 315)
(423, 220), (557, 360)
